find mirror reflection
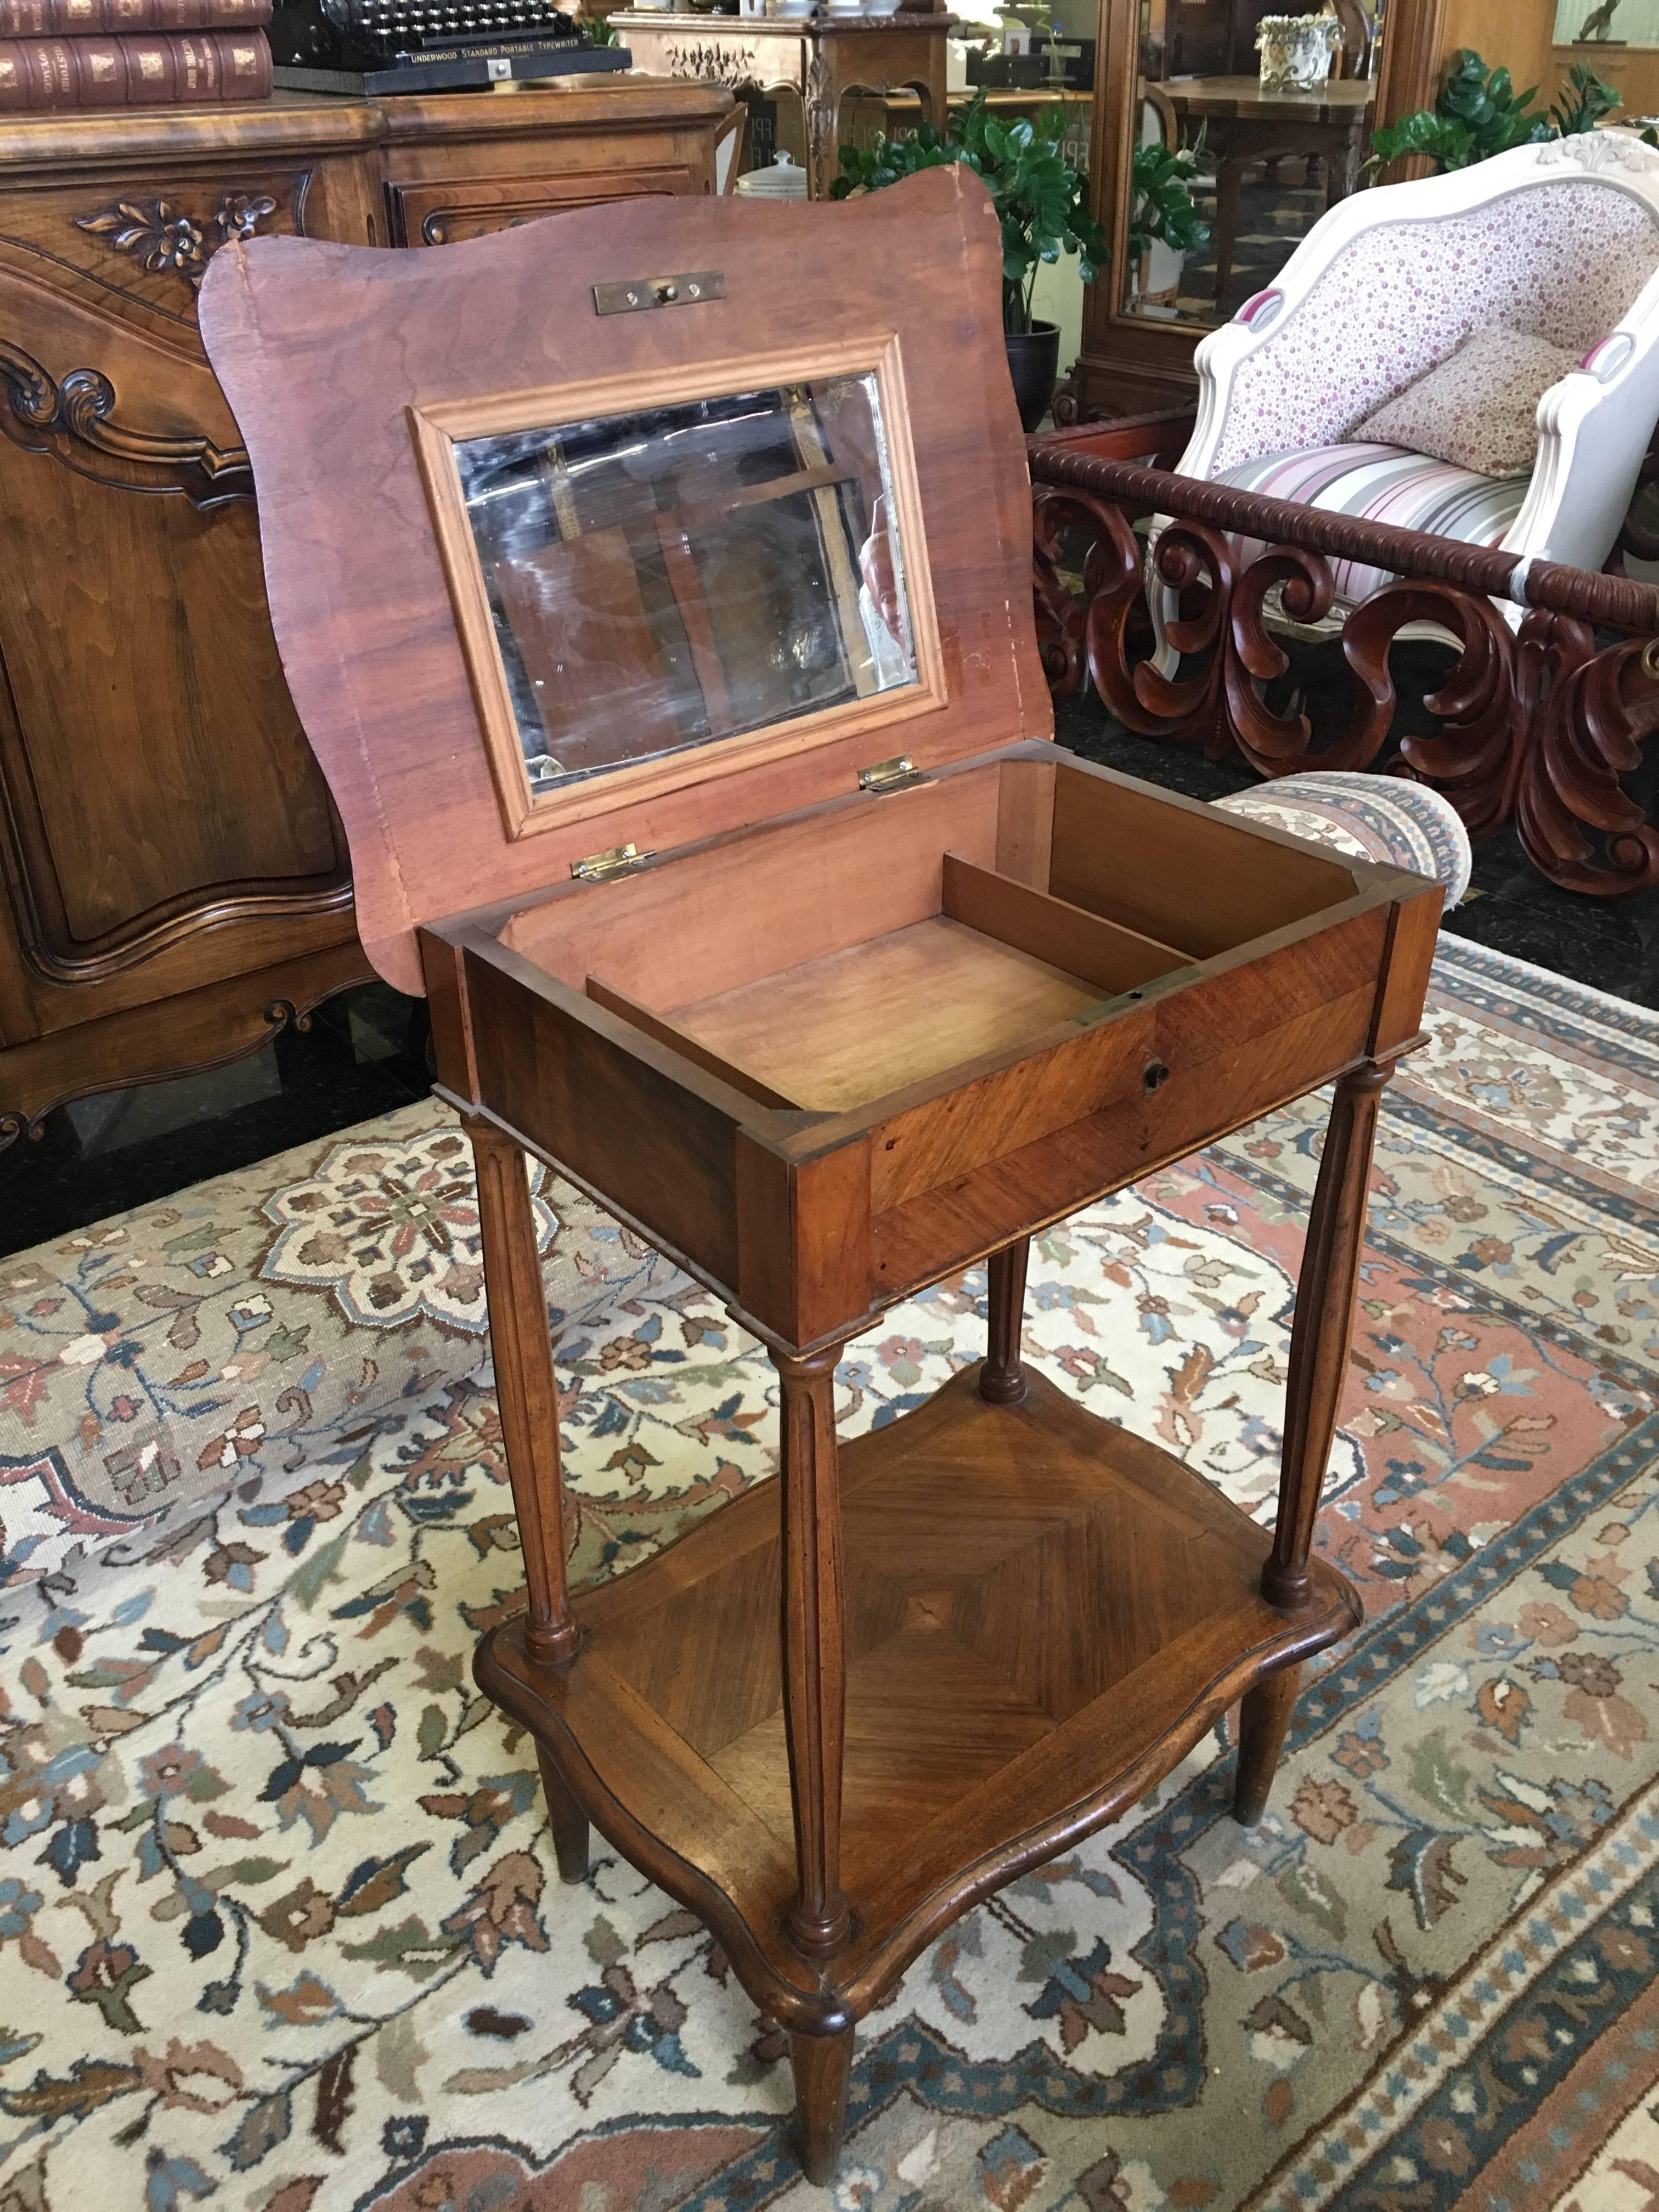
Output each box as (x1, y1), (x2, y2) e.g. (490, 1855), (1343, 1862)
(454, 373), (919, 799)
(1125, 0), (1379, 326)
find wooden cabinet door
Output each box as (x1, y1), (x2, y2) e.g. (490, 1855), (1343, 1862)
(0, 180), (357, 1054)
(384, 166), (691, 248)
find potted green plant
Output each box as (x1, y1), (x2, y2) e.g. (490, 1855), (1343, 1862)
(1127, 133), (1209, 320)
(1367, 48), (1623, 177)
(830, 92), (1107, 431)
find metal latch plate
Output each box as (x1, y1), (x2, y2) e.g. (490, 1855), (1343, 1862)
(593, 271), (726, 317)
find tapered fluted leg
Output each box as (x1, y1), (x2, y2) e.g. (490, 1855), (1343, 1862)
(536, 1742), (590, 1883)
(790, 2025), (854, 2187)
(465, 1115), (579, 1667)
(775, 1343), (851, 1963)
(1234, 1662), (1303, 1826)
(980, 1238), (1030, 1406)
(1263, 1062), (1390, 1611)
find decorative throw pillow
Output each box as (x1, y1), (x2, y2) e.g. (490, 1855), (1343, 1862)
(1353, 325), (1583, 478)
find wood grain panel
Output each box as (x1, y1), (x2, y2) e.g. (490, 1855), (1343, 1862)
(670, 916), (1103, 1115)
(868, 985), (1376, 1297)
(941, 851), (1189, 992)
(736, 1128), (872, 1345)
(1370, 881), (1443, 1057)
(462, 939), (745, 1289)
(386, 165), (692, 248)
(993, 753), (1054, 888)
(198, 165), (1052, 994)
(504, 765), (1001, 1007)
(0, 273), (346, 957)
(865, 1003), (1155, 1214)
(1047, 761), (1358, 957)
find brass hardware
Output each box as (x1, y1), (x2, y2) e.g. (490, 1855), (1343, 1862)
(857, 754), (929, 795)
(593, 270), (726, 317)
(570, 842), (652, 883)
(1644, 636), (1659, 683)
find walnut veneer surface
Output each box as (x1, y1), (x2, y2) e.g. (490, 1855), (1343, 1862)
(0, 78), (729, 1148)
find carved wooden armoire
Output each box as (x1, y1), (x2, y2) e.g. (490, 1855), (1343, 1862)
(0, 79), (730, 1150)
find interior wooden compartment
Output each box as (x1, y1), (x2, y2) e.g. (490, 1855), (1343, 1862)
(498, 755), (1362, 1116)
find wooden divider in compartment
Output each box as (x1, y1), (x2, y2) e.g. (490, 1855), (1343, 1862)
(494, 750), (1362, 1122)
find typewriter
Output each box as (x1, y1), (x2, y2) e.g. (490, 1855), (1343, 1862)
(271, 0), (631, 94)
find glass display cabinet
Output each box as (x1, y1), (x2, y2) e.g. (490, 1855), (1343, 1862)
(199, 174), (1438, 2184)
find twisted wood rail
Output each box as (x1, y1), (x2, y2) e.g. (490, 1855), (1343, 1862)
(1029, 437), (1659, 898)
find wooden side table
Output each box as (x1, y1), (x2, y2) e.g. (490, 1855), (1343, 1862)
(199, 172), (1438, 2188)
(612, 11), (954, 196)
(1157, 74), (1375, 298)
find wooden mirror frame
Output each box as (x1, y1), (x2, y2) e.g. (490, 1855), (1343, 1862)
(409, 333), (947, 843)
(1057, 0), (1460, 420)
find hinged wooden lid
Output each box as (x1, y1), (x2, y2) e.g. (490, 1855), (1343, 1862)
(199, 168), (1049, 994)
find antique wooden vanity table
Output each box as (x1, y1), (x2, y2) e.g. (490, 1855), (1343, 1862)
(198, 168), (1438, 2182)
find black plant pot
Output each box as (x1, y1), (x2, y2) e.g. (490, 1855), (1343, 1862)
(1005, 321), (1061, 435)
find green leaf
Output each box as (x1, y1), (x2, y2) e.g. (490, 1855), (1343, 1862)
(227, 1856), (287, 1886)
(290, 1528), (349, 1609)
(1409, 1728), (1472, 1821)
(221, 2089), (292, 2173)
(162, 1225), (220, 1257)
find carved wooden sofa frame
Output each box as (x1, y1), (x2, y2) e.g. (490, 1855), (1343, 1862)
(1029, 412), (1659, 899)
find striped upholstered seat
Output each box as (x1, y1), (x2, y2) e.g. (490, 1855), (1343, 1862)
(1214, 443), (1531, 606)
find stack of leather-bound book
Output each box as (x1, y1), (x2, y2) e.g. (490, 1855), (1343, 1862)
(0, 0), (271, 108)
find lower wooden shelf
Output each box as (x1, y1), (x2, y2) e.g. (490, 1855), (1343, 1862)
(477, 1362), (1360, 2024)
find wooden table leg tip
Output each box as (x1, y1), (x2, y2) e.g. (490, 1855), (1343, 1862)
(1233, 1786), (1271, 1829)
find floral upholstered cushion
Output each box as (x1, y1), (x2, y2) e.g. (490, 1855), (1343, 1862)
(1214, 770), (1472, 908)
(1213, 442), (1531, 603)
(1210, 178), (1659, 475)
(1352, 326), (1582, 477)
(0, 1097), (690, 1585)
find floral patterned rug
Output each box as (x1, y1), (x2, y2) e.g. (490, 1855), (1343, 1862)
(2, 937), (1657, 2212)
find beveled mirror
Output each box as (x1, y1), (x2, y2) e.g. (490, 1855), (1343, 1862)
(410, 339), (943, 839)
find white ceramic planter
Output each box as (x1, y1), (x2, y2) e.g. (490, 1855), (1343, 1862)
(1255, 13), (1341, 91)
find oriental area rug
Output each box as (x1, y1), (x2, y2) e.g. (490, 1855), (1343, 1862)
(2, 936), (1657, 2212)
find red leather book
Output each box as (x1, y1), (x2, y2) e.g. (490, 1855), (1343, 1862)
(0, 25), (270, 101)
(0, 0), (269, 34)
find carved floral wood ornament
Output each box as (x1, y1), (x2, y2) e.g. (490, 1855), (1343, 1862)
(663, 38), (761, 88)
(74, 190), (280, 291)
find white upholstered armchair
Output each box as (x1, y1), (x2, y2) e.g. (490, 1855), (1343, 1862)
(1170, 132), (1659, 611)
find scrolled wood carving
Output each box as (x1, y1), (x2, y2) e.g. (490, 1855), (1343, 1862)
(1513, 618), (1659, 896)
(1026, 444), (1659, 896)
(0, 338), (251, 507)
(1335, 580), (1517, 816)
(1031, 482), (1122, 698)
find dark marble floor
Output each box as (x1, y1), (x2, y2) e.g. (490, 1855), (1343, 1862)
(0, 986), (433, 1260)
(3, 692), (1655, 1259)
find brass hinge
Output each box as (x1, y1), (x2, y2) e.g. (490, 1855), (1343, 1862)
(857, 754), (929, 796)
(570, 842), (652, 884)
